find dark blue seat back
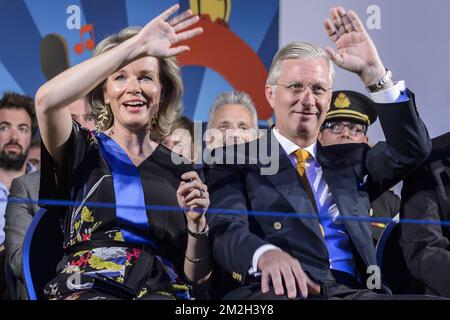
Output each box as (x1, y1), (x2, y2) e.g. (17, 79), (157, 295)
(22, 208), (63, 300)
(375, 214), (424, 294)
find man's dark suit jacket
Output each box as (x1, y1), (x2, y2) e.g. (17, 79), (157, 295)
(206, 91), (431, 297)
(400, 132), (450, 297)
(5, 171), (40, 299)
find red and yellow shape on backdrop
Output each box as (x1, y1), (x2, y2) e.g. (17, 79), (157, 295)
(178, 0), (273, 120)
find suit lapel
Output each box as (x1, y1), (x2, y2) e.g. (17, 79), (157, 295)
(318, 143), (375, 266)
(263, 136), (325, 241)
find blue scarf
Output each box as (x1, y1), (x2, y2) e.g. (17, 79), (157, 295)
(96, 132), (156, 248)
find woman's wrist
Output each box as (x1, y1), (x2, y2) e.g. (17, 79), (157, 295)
(123, 36), (147, 63)
(185, 249), (211, 263)
(186, 215), (206, 234)
(187, 222), (208, 238)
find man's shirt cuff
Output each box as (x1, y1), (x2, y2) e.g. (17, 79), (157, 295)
(369, 80), (408, 104)
(249, 244), (281, 275)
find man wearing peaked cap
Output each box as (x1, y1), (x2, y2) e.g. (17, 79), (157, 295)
(319, 90), (377, 145)
(319, 90), (400, 244)
(328, 90), (377, 124)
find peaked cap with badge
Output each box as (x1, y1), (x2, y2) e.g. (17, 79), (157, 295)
(325, 90), (378, 126)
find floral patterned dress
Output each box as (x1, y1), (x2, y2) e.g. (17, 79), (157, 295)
(40, 122), (196, 300)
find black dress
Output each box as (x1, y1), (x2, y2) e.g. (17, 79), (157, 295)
(40, 122), (195, 300)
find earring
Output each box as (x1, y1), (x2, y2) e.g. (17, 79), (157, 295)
(96, 105), (111, 132)
(151, 110), (159, 126)
(147, 110), (159, 133)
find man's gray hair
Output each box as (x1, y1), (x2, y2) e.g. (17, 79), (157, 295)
(207, 90), (259, 130)
(266, 42), (335, 85)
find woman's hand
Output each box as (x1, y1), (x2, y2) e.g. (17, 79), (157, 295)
(132, 4), (203, 58)
(177, 171), (209, 232)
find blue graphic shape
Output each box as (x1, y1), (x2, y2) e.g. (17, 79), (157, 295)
(0, 62), (24, 95)
(193, 68), (233, 121)
(179, 0), (190, 12)
(81, 0), (128, 44)
(181, 66), (206, 119)
(126, 0), (180, 27)
(0, 0), (45, 95)
(258, 7), (279, 69)
(228, 0), (278, 55)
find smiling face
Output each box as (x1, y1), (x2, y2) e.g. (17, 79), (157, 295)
(265, 58), (332, 146)
(103, 56), (161, 132)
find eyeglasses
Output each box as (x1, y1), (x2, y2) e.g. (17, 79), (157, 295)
(272, 83), (331, 97)
(321, 122), (367, 136)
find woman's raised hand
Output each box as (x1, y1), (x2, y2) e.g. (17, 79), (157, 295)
(132, 4), (203, 58)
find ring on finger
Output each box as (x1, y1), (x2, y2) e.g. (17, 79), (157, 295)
(199, 188), (205, 197)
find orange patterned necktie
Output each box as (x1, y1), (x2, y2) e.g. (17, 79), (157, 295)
(294, 149), (318, 214)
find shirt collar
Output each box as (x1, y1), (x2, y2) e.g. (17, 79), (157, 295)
(0, 180), (9, 196)
(272, 128), (318, 162)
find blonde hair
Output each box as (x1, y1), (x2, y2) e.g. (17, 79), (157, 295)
(87, 26), (183, 142)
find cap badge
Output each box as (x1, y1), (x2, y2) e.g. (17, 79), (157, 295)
(334, 93), (351, 109)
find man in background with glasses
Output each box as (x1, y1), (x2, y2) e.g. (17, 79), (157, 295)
(319, 90), (375, 146)
(318, 90), (401, 244)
